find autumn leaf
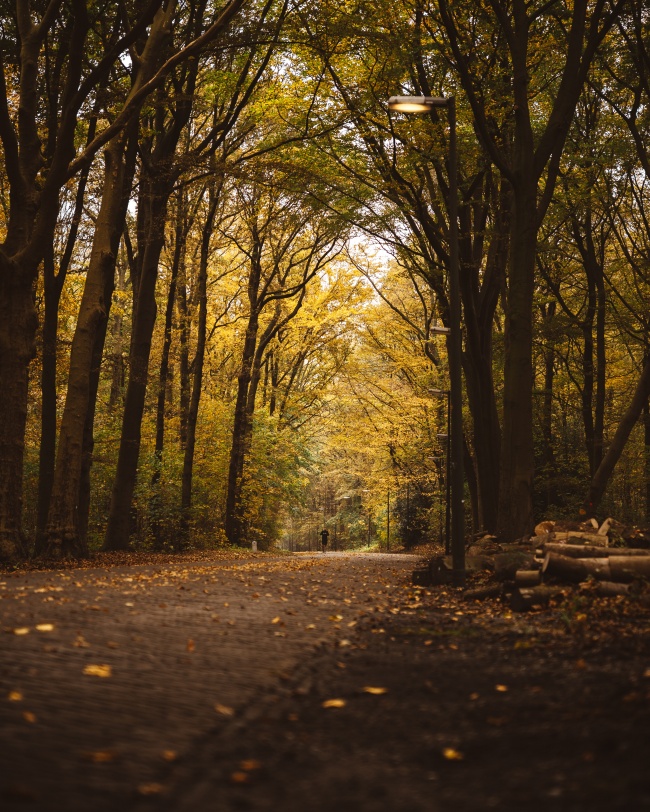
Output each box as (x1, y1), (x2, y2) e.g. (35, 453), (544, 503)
(271, 616), (281, 624)
(322, 698), (346, 709)
(239, 759), (262, 771)
(35, 624), (54, 632)
(8, 691), (23, 701)
(363, 686), (388, 695)
(83, 664), (112, 678)
(137, 783), (163, 796)
(186, 638), (195, 652)
(329, 614), (343, 622)
(83, 750), (117, 763)
(23, 711), (37, 723)
(13, 627), (30, 635)
(495, 684), (509, 692)
(214, 703), (235, 717)
(230, 772), (249, 784)
(162, 750), (178, 762)
(442, 747), (464, 761)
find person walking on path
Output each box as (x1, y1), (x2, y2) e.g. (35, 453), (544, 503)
(320, 528), (329, 552)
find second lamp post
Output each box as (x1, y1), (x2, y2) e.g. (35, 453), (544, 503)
(388, 95), (465, 583)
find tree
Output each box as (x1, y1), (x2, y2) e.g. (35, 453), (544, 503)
(436, 0), (624, 539)
(223, 174), (345, 545)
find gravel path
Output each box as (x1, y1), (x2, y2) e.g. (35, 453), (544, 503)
(0, 552), (418, 810)
(3, 550), (650, 812)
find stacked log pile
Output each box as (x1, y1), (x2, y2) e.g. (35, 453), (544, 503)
(455, 518), (650, 611)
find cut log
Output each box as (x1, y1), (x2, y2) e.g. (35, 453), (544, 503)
(595, 581), (631, 597)
(541, 552), (611, 583)
(538, 543), (650, 559)
(511, 585), (567, 612)
(608, 557), (650, 582)
(494, 551), (536, 581)
(535, 520), (555, 536)
(515, 569), (542, 587)
(463, 584), (504, 601)
(553, 531), (607, 546)
(597, 517), (612, 536)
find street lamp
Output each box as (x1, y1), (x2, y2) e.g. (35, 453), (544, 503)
(389, 94), (465, 583)
(430, 387), (452, 555)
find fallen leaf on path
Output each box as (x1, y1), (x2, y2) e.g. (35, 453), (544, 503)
(137, 783), (163, 796)
(329, 614), (343, 622)
(13, 627), (30, 635)
(322, 698), (346, 709)
(239, 760), (262, 771)
(83, 664), (112, 677)
(161, 750), (178, 762)
(214, 703), (235, 717)
(230, 772), (249, 784)
(83, 750), (117, 763)
(22, 711), (36, 723)
(186, 638), (195, 652)
(271, 617), (281, 624)
(74, 634), (90, 648)
(495, 684), (509, 692)
(338, 639), (351, 648)
(35, 624), (54, 632)
(442, 747), (464, 761)
(8, 691), (23, 701)
(363, 686), (388, 695)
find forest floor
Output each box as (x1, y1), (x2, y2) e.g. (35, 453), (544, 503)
(1, 546), (649, 811)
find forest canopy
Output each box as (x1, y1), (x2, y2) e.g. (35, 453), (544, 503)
(0, 0), (649, 562)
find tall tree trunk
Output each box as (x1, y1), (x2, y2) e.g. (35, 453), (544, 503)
(0, 273), (37, 559)
(539, 302), (558, 513)
(643, 398), (650, 525)
(151, 190), (186, 549)
(594, 273), (607, 472)
(37, 247), (64, 544)
(585, 354), (650, 515)
(154, 190), (186, 468)
(37, 113), (97, 542)
(497, 182), (538, 540)
(78, 289), (113, 548)
(178, 262), (191, 449)
(108, 258), (128, 411)
(225, 310), (260, 546)
(181, 186), (219, 538)
(103, 170), (172, 551)
(42, 131), (137, 558)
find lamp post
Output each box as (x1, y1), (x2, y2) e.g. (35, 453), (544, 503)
(386, 486), (390, 552)
(430, 389), (451, 555)
(388, 95), (465, 583)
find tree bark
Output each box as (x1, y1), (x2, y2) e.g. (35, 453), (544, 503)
(644, 397), (650, 525)
(42, 129), (137, 558)
(181, 185), (220, 537)
(0, 274), (36, 559)
(497, 183), (538, 540)
(584, 355), (650, 515)
(103, 167), (174, 551)
(225, 307), (260, 546)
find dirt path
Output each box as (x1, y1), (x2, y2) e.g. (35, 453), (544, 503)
(2, 551), (650, 811)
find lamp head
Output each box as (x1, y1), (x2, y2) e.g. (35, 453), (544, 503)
(388, 95), (448, 113)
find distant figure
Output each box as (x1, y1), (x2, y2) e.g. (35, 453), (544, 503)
(320, 528), (330, 552)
